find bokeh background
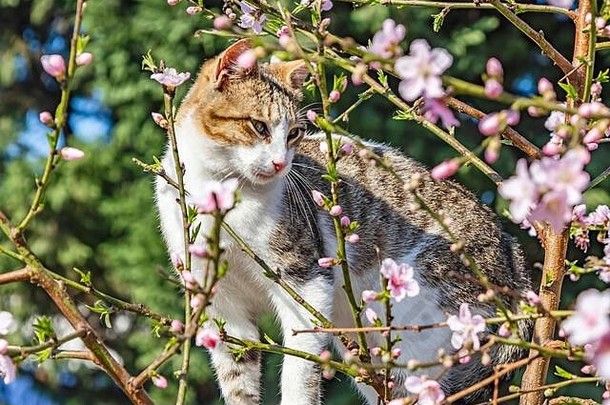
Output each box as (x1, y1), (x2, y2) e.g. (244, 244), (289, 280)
(0, 0), (609, 404)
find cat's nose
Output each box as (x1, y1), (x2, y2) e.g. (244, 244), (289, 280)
(273, 160), (286, 172)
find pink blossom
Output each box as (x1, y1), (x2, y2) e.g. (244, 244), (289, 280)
(422, 98), (460, 129)
(485, 57), (503, 77)
(538, 77), (555, 97)
(150, 68), (191, 88)
(151, 112), (167, 128)
(478, 113), (502, 136)
(59, 146), (85, 161)
(40, 54), (66, 79)
(544, 110), (565, 132)
(180, 270), (197, 288)
(194, 178), (239, 214)
(239, 2), (266, 34)
(430, 158), (460, 181)
(39, 111), (54, 127)
(542, 141), (562, 157)
(498, 323), (511, 337)
(346, 233), (360, 244)
(301, 0), (333, 11)
(213, 15), (232, 30)
(152, 374), (168, 389)
(484, 79), (503, 98)
(329, 205), (343, 216)
(0, 354), (16, 384)
(319, 350), (332, 361)
(370, 346), (382, 356)
(170, 252), (183, 268)
(170, 319), (184, 333)
(498, 160), (538, 223)
(365, 308), (379, 324)
(340, 142), (354, 155)
(391, 347), (401, 359)
(395, 39), (452, 101)
(76, 52), (93, 66)
(588, 333), (610, 380)
(0, 312), (14, 336)
(329, 90), (341, 102)
(587, 205), (610, 226)
(561, 289), (610, 346)
(188, 244), (208, 258)
(583, 127), (604, 145)
(447, 303), (486, 351)
(404, 375), (445, 405)
(340, 216), (350, 227)
(186, 6), (202, 14)
(362, 290), (378, 302)
(526, 291), (541, 305)
(318, 257), (336, 268)
(529, 149), (590, 207)
(307, 109), (318, 123)
(311, 190), (325, 207)
(167, 0), (179, 5)
(190, 295), (204, 309)
(380, 258), (420, 302)
(195, 326), (221, 350)
(368, 19), (406, 59)
(528, 190), (573, 233)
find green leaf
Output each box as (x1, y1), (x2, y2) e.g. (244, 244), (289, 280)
(72, 267), (92, 285)
(432, 9), (448, 33)
(595, 68), (609, 83)
(558, 82), (578, 100)
(141, 49), (157, 72)
(553, 365), (574, 380)
(76, 35), (90, 54)
(36, 347), (53, 363)
(33, 316), (55, 344)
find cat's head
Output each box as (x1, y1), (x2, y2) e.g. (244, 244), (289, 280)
(178, 39), (309, 185)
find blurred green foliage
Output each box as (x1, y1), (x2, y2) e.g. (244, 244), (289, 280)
(0, 0), (608, 404)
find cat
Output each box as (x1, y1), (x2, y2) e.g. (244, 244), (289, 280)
(155, 39), (532, 405)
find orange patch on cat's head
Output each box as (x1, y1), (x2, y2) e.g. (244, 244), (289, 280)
(177, 40), (309, 146)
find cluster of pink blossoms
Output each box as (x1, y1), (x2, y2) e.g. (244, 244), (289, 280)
(571, 204), (610, 281)
(498, 148), (590, 233)
(0, 311), (16, 384)
(561, 289), (610, 380)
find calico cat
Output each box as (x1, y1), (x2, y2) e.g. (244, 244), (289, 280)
(155, 39), (532, 405)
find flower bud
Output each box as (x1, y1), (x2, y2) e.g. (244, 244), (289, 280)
(362, 290), (378, 302)
(306, 109), (318, 123)
(170, 319), (184, 333)
(39, 111), (54, 127)
(340, 216), (350, 227)
(152, 375), (168, 389)
(537, 77), (554, 96)
(186, 6), (202, 14)
(583, 127), (604, 144)
(430, 159), (460, 181)
(329, 90), (341, 102)
(478, 113), (501, 136)
(167, 0), (180, 5)
(370, 347), (382, 356)
(484, 79), (503, 99)
(319, 350), (332, 361)
(213, 15), (232, 30)
(311, 190), (325, 207)
(76, 52), (93, 66)
(329, 205), (343, 216)
(486, 57), (503, 77)
(542, 141), (562, 157)
(340, 142), (354, 155)
(41, 54), (66, 79)
(505, 109), (520, 126)
(318, 257), (336, 268)
(0, 339), (8, 354)
(236, 49), (257, 70)
(59, 146), (85, 161)
(346, 233), (360, 244)
(188, 244), (208, 258)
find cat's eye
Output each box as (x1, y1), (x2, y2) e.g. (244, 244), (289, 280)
(250, 119), (269, 137)
(288, 127), (303, 141)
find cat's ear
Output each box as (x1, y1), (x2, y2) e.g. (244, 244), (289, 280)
(274, 60), (309, 91)
(213, 38), (256, 90)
